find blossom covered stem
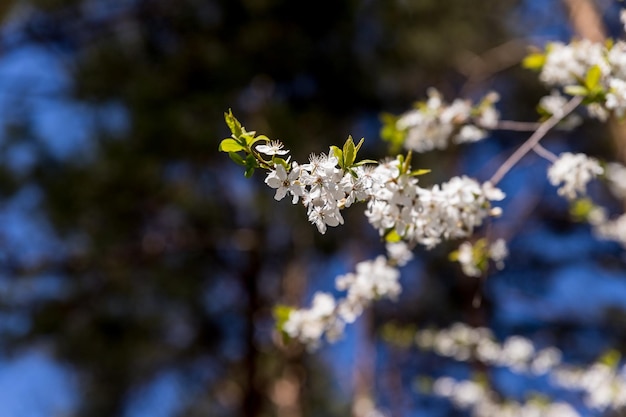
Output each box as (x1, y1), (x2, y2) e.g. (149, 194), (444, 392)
(489, 96), (583, 186)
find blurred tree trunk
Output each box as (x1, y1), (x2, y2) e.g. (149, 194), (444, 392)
(351, 310), (377, 417)
(0, 3), (11, 23)
(272, 246), (308, 417)
(243, 228), (263, 417)
(562, 0), (606, 42)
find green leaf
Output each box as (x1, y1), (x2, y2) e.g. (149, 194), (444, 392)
(247, 134), (269, 146)
(272, 157), (290, 170)
(536, 103), (551, 118)
(219, 138), (246, 152)
(410, 169), (431, 176)
(472, 372), (490, 390)
(330, 145), (343, 165)
(240, 132), (255, 147)
(273, 305), (294, 339)
(599, 349), (621, 368)
(402, 151), (413, 174)
(606, 38), (615, 50)
(354, 137), (365, 153)
(273, 305), (293, 326)
(244, 153), (258, 167)
(354, 159), (378, 166)
(343, 136), (357, 167)
(243, 154), (258, 177)
(380, 113), (405, 153)
(570, 198), (594, 221)
(396, 153), (405, 167)
(564, 85), (589, 96)
(522, 53), (546, 70)
(385, 229), (402, 243)
(228, 152), (246, 166)
(224, 109), (243, 138)
(585, 65), (602, 90)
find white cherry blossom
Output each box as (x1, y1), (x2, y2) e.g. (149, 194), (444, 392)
(395, 89), (499, 153)
(283, 292), (340, 350)
(547, 152), (603, 200)
(264, 163), (303, 202)
(256, 140), (289, 156)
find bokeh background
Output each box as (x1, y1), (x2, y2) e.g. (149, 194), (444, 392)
(0, 0), (625, 416)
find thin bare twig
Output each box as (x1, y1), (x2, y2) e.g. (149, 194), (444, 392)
(489, 96), (583, 186)
(495, 120), (542, 131)
(532, 143), (559, 163)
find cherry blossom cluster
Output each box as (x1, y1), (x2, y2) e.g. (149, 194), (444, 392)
(365, 172), (505, 249)
(390, 322), (626, 415)
(605, 161), (626, 200)
(281, 242), (415, 350)
(549, 158), (626, 250)
(265, 153), (349, 234)
(526, 14), (626, 121)
(261, 147), (504, 347)
(592, 213), (626, 248)
(281, 292), (344, 350)
(216, 11), (626, 417)
(584, 161), (626, 249)
(536, 39), (608, 88)
(259, 139), (506, 244)
(381, 88), (500, 153)
(546, 152), (604, 200)
(553, 360), (626, 412)
(413, 322), (561, 374)
(218, 15), (626, 355)
(450, 238), (508, 277)
(282, 253), (402, 350)
(537, 90), (583, 128)
(432, 377), (581, 417)
(220, 111), (509, 348)
(279, 245), (417, 351)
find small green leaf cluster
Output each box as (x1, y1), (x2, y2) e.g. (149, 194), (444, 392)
(219, 110), (289, 177)
(380, 113), (407, 153)
(330, 136), (378, 177)
(449, 238), (490, 275)
(521, 51), (546, 71)
(598, 349), (621, 368)
(523, 43), (611, 106)
(273, 304), (294, 342)
(569, 198), (597, 222)
(563, 64), (606, 104)
(379, 91), (498, 153)
(396, 151), (431, 178)
(380, 152), (430, 244)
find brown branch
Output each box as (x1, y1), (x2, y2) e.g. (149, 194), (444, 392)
(489, 96), (583, 186)
(561, 0), (606, 42)
(532, 143), (559, 163)
(456, 39), (529, 94)
(495, 120), (543, 131)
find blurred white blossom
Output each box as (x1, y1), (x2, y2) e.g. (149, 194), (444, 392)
(547, 152), (603, 200)
(395, 88), (499, 152)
